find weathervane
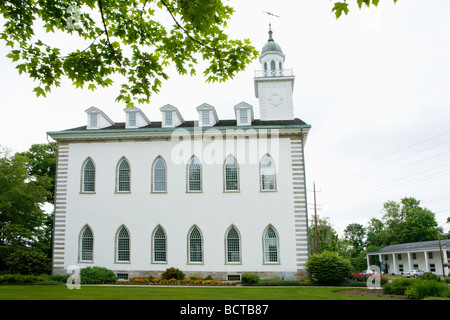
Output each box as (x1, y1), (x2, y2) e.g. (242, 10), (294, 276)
(263, 11), (281, 19)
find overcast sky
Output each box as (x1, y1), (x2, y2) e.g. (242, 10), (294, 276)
(1, 0), (449, 235)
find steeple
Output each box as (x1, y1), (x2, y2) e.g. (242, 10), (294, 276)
(254, 25), (295, 121)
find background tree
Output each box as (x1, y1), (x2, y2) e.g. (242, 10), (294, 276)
(343, 223), (366, 256)
(381, 197), (440, 245)
(0, 0), (258, 108)
(309, 216), (341, 254)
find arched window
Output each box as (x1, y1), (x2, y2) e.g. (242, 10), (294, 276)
(188, 226), (203, 263)
(187, 156), (201, 192)
(260, 155), (276, 191)
(117, 158), (130, 192)
(224, 156), (239, 191)
(152, 157), (167, 192)
(82, 158), (95, 192)
(263, 226), (279, 263)
(80, 226), (93, 262)
(152, 226), (166, 263)
(271, 60), (276, 70)
(116, 226), (130, 262)
(226, 226), (241, 263)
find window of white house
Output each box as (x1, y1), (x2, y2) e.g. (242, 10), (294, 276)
(152, 157), (166, 192)
(165, 111), (173, 126)
(224, 156), (239, 191)
(398, 254), (402, 260)
(89, 113), (98, 127)
(117, 158), (130, 192)
(399, 264), (404, 272)
(202, 110), (210, 125)
(82, 158), (95, 192)
(412, 253), (417, 260)
(116, 226), (130, 262)
(187, 157), (201, 192)
(264, 226), (279, 263)
(226, 226), (240, 263)
(153, 226), (166, 263)
(260, 155), (276, 191)
(128, 112), (137, 127)
(430, 264), (436, 272)
(239, 109), (248, 124)
(80, 226), (93, 262)
(428, 252), (433, 259)
(189, 227), (203, 263)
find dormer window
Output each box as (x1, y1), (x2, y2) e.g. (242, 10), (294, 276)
(202, 110), (210, 125)
(239, 110), (248, 124)
(165, 111), (173, 126)
(196, 103), (218, 127)
(124, 107), (150, 129)
(89, 113), (98, 128)
(85, 106), (115, 129)
(160, 104), (184, 128)
(128, 112), (136, 127)
(234, 102), (253, 126)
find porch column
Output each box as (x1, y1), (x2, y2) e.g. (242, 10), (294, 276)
(378, 254), (382, 272)
(392, 253), (397, 275)
(366, 254), (370, 270)
(444, 250), (449, 276)
(407, 252), (412, 271)
(424, 251), (429, 272)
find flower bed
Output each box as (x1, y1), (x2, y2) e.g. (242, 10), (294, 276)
(350, 272), (389, 285)
(118, 277), (236, 286)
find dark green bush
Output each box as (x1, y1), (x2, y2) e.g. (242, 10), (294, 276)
(383, 278), (418, 295)
(241, 273), (260, 284)
(5, 248), (50, 275)
(0, 274), (51, 285)
(421, 272), (441, 282)
(406, 280), (450, 300)
(161, 267), (185, 280)
(305, 251), (352, 284)
(80, 266), (117, 284)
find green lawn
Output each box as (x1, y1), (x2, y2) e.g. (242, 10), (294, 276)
(0, 285), (396, 300)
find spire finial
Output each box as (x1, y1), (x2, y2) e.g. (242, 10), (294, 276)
(268, 23), (274, 42)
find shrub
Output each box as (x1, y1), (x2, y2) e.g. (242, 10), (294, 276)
(241, 273), (260, 284)
(305, 251), (352, 284)
(161, 267), (185, 280)
(80, 266), (117, 284)
(421, 272), (441, 282)
(5, 248), (50, 275)
(406, 280), (450, 300)
(383, 278), (418, 295)
(0, 274), (51, 285)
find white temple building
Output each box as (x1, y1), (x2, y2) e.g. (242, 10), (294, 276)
(48, 26), (312, 281)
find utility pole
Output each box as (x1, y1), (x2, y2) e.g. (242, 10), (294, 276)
(313, 182), (319, 254)
(438, 233), (445, 279)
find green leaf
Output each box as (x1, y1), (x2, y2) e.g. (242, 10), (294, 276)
(332, 2), (349, 19)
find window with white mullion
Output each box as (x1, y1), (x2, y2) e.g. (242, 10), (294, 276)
(261, 155), (276, 191)
(153, 157), (166, 192)
(202, 110), (210, 125)
(226, 226), (240, 263)
(264, 226), (279, 263)
(224, 156), (239, 191)
(80, 226), (93, 262)
(239, 109), (248, 124)
(153, 227), (166, 263)
(117, 227), (130, 262)
(165, 111), (173, 126)
(188, 157), (201, 192)
(189, 227), (203, 263)
(128, 112), (137, 127)
(117, 158), (130, 192)
(82, 159), (95, 192)
(89, 113), (98, 127)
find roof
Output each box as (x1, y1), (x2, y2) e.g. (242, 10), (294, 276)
(261, 24), (283, 55)
(62, 118), (308, 132)
(368, 240), (450, 254)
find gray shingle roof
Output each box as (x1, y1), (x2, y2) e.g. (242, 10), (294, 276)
(369, 240), (450, 254)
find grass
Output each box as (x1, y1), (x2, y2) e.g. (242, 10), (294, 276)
(0, 284), (399, 300)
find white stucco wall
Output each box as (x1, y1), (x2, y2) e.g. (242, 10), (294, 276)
(59, 134), (305, 279)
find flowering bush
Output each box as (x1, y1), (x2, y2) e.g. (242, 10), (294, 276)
(126, 277), (223, 285)
(350, 272), (389, 285)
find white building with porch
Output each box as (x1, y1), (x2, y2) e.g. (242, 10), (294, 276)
(366, 240), (450, 276)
